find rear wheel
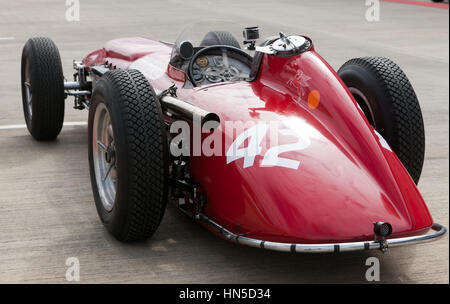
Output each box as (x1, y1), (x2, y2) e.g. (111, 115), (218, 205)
(200, 31), (241, 48)
(21, 37), (65, 140)
(88, 69), (169, 242)
(338, 57), (425, 184)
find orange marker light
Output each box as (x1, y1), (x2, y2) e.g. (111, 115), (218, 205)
(307, 90), (320, 109)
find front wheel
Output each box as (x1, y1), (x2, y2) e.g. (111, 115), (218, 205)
(21, 37), (65, 140)
(88, 69), (169, 242)
(338, 56), (425, 184)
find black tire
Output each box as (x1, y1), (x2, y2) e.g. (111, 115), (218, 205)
(88, 69), (169, 242)
(200, 31), (241, 48)
(338, 57), (425, 184)
(21, 37), (65, 140)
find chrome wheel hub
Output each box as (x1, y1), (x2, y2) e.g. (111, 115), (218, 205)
(93, 103), (117, 212)
(24, 60), (32, 118)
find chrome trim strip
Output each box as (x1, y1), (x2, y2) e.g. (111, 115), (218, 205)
(198, 214), (446, 253)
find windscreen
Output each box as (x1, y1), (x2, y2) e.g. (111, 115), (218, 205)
(170, 21), (257, 66)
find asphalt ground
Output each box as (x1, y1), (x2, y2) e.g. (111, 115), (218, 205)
(0, 0), (448, 283)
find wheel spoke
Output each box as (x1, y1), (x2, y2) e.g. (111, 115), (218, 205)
(103, 163), (114, 182)
(107, 124), (114, 138)
(97, 140), (107, 151)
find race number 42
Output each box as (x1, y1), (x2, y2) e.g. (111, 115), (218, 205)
(226, 123), (310, 170)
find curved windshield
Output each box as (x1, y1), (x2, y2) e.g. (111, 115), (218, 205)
(171, 21), (248, 62)
(169, 21), (263, 87)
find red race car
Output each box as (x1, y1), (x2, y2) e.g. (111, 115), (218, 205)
(20, 22), (446, 253)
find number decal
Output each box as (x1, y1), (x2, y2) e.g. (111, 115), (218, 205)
(226, 123), (311, 169)
(226, 123), (269, 168)
(261, 129), (310, 170)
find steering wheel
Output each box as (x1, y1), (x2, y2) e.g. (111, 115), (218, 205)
(188, 45), (253, 87)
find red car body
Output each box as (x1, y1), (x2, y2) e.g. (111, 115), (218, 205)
(82, 37), (434, 246)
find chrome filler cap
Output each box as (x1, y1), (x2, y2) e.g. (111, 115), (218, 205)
(256, 32), (311, 57)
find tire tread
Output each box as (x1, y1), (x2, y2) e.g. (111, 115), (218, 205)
(338, 57), (425, 183)
(21, 37), (65, 140)
(100, 70), (168, 242)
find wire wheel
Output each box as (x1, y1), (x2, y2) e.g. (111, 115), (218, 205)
(92, 103), (117, 212)
(23, 59), (33, 118)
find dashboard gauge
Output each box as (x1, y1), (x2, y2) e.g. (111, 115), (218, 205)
(196, 56), (209, 68)
(204, 67), (222, 83)
(192, 67), (204, 82)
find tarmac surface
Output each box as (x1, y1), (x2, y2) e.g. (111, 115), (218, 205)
(0, 0), (448, 283)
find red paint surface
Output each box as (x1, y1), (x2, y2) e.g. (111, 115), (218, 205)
(83, 37), (434, 244)
(382, 0), (449, 9)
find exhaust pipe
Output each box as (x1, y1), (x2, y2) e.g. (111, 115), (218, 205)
(154, 88), (220, 129)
